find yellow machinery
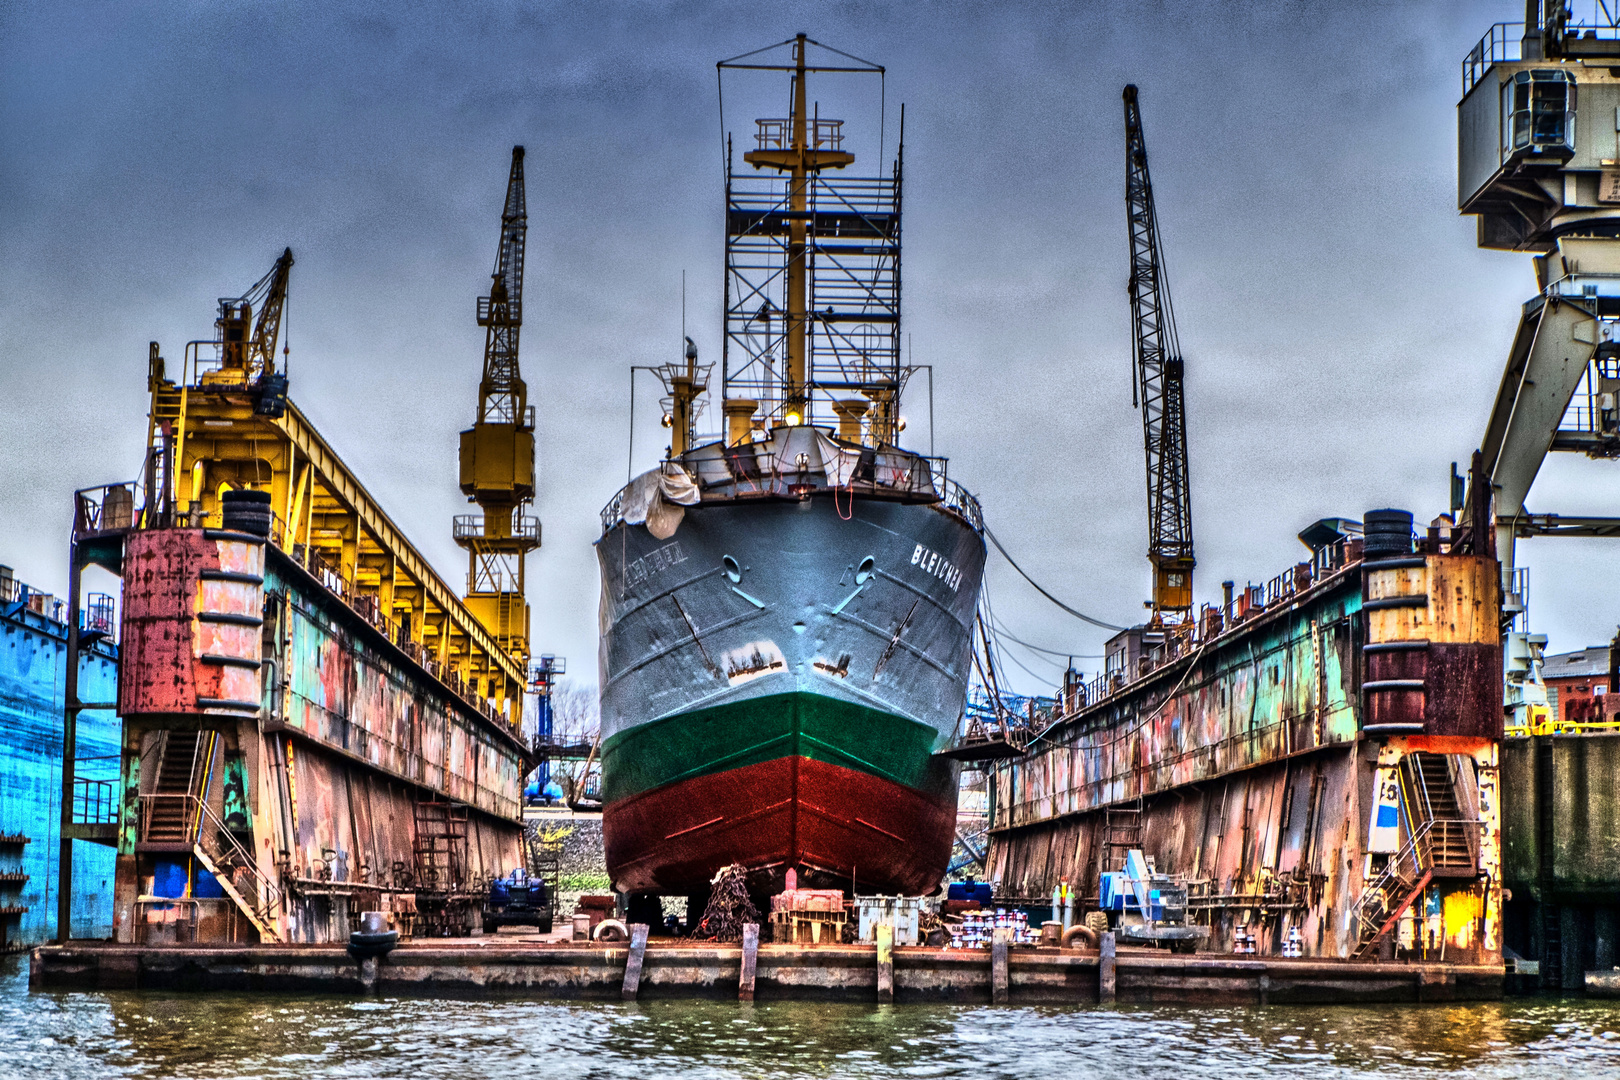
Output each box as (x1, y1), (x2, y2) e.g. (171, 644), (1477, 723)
(456, 146), (540, 670)
(141, 246), (528, 724)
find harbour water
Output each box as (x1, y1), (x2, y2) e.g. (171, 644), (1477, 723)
(5, 959), (1620, 1079)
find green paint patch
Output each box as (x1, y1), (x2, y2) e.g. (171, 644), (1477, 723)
(601, 691), (953, 805)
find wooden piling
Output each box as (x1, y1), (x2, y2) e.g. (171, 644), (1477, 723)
(740, 923), (758, 1001)
(622, 923), (649, 1001)
(991, 927), (1010, 1005)
(1099, 931), (1116, 1002)
(876, 923), (894, 1003)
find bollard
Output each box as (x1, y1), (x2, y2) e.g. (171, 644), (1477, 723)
(740, 922), (759, 1001)
(622, 923), (650, 1001)
(991, 926), (1010, 1005)
(876, 923), (894, 1003)
(1099, 930), (1116, 1003)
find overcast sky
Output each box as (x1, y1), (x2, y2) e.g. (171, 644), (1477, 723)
(3, 1), (1614, 695)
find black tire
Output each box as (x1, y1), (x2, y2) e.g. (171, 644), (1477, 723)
(537, 914), (553, 935)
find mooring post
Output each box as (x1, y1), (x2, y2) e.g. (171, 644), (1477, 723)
(1099, 931), (1116, 1003)
(991, 926), (1010, 1005)
(622, 923), (650, 1001)
(876, 922), (894, 1003)
(740, 922), (759, 1001)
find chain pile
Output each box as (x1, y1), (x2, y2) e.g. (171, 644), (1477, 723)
(693, 863), (760, 942)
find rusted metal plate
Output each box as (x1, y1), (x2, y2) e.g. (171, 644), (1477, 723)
(119, 529), (264, 717)
(993, 576), (1361, 830)
(271, 555), (522, 822)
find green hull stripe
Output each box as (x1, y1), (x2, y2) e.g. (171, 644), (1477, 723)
(601, 691), (955, 806)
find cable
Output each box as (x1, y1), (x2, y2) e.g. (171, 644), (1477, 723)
(986, 611), (1105, 662)
(983, 524), (1127, 632)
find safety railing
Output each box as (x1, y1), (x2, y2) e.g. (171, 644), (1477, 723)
(453, 514), (541, 542)
(599, 445), (982, 534)
(1072, 536), (1359, 712)
(1353, 818), (1480, 940)
(72, 482), (140, 538)
(140, 792), (284, 935)
(1463, 22), (1522, 94)
(72, 777), (119, 826)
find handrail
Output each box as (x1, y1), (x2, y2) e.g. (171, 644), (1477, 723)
(138, 792), (284, 929)
(1353, 817), (1480, 938)
(598, 445), (983, 536)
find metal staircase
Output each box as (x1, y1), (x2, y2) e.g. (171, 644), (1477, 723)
(138, 730), (282, 942)
(1351, 753), (1479, 959)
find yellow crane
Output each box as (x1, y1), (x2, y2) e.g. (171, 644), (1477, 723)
(456, 146), (540, 668)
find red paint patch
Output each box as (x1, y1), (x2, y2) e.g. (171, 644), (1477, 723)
(603, 755), (956, 896)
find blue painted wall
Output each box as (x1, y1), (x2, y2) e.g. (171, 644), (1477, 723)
(0, 592), (120, 944)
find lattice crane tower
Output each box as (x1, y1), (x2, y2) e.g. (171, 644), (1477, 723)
(1124, 85), (1195, 620)
(456, 146), (540, 667)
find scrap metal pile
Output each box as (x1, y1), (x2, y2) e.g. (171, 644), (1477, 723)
(692, 864), (760, 942)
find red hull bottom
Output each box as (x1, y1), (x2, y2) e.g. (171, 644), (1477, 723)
(603, 756), (957, 896)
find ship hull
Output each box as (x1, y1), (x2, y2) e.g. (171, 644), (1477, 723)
(597, 491), (984, 896)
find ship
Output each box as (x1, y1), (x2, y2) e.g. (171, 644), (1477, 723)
(596, 35), (986, 902)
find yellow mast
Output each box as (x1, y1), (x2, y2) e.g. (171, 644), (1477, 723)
(741, 33), (853, 428)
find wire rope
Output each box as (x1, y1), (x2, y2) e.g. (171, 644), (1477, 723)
(983, 524), (1127, 632)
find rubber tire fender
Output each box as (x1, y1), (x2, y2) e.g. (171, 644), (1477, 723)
(1062, 924), (1099, 949)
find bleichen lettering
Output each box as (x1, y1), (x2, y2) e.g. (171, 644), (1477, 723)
(910, 543), (962, 593)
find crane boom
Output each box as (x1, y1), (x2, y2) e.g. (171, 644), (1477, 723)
(477, 146), (528, 424)
(1123, 84), (1195, 618)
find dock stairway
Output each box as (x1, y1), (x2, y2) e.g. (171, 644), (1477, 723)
(138, 730), (282, 942)
(1351, 753), (1478, 959)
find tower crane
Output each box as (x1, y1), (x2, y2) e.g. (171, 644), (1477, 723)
(1123, 84), (1195, 622)
(456, 146), (540, 668)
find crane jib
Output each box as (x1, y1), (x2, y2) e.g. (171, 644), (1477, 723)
(1123, 85), (1195, 616)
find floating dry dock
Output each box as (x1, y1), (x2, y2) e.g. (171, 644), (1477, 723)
(980, 506), (1504, 970)
(29, 938), (1500, 1005)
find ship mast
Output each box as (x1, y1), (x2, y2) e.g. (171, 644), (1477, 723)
(718, 34), (898, 446)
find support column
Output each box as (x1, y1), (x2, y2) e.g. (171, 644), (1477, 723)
(55, 542), (83, 944)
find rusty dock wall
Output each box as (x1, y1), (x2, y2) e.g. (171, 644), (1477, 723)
(986, 541), (1503, 966)
(29, 939), (1502, 1005)
(111, 525), (528, 946)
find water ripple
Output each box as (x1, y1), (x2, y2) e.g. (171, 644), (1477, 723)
(5, 957), (1620, 1078)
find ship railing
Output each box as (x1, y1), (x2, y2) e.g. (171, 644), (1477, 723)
(599, 445), (981, 533)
